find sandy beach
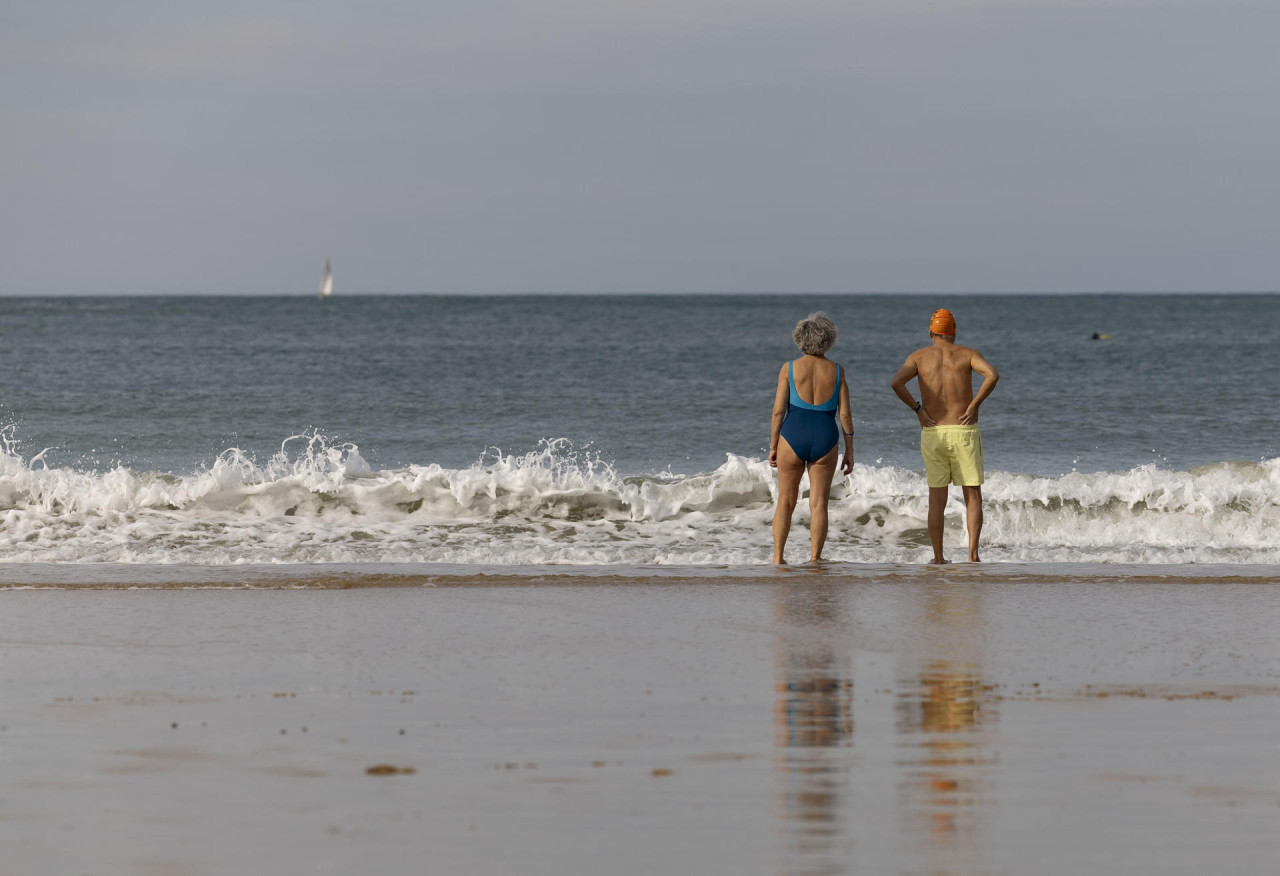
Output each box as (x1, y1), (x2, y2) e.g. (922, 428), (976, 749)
(1, 564), (1278, 875)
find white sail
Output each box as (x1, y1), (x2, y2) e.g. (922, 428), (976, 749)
(319, 258), (333, 298)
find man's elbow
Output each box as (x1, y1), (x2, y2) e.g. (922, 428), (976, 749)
(889, 377), (905, 392)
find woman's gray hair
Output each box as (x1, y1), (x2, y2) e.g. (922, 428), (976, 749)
(792, 312), (838, 355)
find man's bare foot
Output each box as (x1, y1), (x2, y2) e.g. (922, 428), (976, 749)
(928, 557), (951, 564)
(968, 554), (981, 563)
(773, 557), (787, 565)
(807, 556), (826, 564)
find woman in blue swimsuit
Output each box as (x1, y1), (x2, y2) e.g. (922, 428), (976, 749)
(769, 312), (854, 564)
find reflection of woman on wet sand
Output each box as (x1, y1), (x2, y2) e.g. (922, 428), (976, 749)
(772, 583), (853, 869)
(769, 313), (854, 564)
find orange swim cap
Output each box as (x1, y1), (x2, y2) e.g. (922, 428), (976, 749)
(929, 308), (956, 335)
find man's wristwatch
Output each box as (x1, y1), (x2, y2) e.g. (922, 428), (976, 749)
(913, 401), (922, 412)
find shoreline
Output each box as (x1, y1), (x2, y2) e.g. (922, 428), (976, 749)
(1, 560), (1278, 589)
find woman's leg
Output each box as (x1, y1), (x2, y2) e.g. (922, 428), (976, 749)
(806, 445), (839, 561)
(773, 439), (805, 564)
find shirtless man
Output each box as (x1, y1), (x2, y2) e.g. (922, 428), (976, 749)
(890, 309), (999, 563)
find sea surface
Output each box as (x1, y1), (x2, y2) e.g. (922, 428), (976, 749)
(1, 293), (1277, 565)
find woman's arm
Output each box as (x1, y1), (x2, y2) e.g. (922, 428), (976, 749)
(769, 364), (789, 468)
(838, 373), (854, 475)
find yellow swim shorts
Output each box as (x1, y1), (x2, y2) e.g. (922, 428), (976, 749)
(920, 425), (984, 488)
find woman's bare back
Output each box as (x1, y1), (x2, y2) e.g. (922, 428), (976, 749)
(789, 356), (840, 405)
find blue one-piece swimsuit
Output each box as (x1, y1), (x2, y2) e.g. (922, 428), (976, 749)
(780, 361), (841, 462)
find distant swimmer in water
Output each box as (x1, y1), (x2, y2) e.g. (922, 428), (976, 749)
(890, 308), (999, 564)
(1091, 332), (1112, 340)
(769, 312), (855, 564)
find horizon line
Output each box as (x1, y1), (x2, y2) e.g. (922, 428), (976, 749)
(2, 289), (1278, 298)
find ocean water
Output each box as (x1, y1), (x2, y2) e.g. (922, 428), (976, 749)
(0, 293), (1277, 565)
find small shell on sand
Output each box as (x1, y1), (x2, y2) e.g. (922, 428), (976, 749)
(365, 764), (417, 776)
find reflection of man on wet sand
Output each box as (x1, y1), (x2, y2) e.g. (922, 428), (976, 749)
(890, 309), (999, 563)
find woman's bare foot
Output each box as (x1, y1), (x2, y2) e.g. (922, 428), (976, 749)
(928, 556), (951, 564)
(968, 553), (981, 563)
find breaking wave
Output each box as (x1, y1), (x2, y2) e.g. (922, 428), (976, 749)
(0, 431), (1278, 565)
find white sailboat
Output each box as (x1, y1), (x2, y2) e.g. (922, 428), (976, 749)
(319, 258), (334, 298)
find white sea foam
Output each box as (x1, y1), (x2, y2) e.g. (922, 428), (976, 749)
(0, 432), (1277, 565)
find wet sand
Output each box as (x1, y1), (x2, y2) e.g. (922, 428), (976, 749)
(2, 566), (1279, 875)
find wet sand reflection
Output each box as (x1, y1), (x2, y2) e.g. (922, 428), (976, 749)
(895, 586), (997, 874)
(773, 582), (854, 876)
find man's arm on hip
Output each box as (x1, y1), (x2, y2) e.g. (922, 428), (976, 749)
(960, 350), (999, 425)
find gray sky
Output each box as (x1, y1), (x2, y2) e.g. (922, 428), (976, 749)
(4, 0), (1279, 294)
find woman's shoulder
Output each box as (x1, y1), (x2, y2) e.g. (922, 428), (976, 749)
(815, 357), (844, 380)
(795, 355), (840, 368)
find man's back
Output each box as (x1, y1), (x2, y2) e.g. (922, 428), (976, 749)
(911, 344), (992, 425)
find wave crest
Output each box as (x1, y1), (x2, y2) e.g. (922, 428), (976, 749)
(1, 431), (1277, 565)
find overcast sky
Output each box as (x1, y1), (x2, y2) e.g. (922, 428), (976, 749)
(4, 0), (1279, 294)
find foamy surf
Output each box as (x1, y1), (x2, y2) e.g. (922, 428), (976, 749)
(0, 433), (1277, 565)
